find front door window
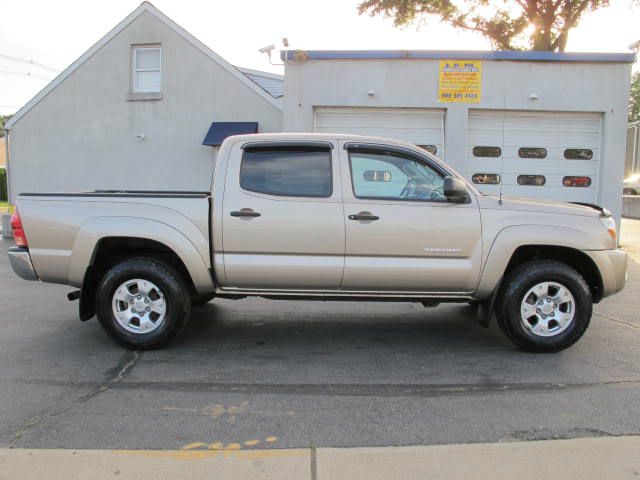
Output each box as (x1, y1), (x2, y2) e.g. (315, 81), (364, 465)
(349, 150), (446, 202)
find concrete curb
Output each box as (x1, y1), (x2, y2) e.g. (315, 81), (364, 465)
(1, 436), (639, 480)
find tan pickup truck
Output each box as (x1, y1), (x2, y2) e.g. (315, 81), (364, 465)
(8, 133), (627, 352)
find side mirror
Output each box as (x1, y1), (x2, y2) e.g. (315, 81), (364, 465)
(443, 176), (470, 203)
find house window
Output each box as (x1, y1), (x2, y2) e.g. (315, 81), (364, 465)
(564, 148), (594, 160)
(517, 175), (546, 186)
(563, 176), (592, 187)
(472, 146), (501, 158)
(518, 147), (547, 159)
(472, 173), (501, 185)
(132, 46), (161, 93)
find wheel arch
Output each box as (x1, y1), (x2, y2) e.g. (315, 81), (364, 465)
(477, 225), (605, 303)
(69, 218), (213, 320)
(502, 245), (603, 303)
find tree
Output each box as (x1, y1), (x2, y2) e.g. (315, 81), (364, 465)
(358, 0), (628, 51)
(630, 72), (640, 123)
(0, 114), (13, 138)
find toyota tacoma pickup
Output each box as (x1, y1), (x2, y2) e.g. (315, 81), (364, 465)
(8, 133), (627, 352)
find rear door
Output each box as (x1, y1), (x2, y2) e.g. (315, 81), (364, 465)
(220, 141), (345, 290)
(340, 142), (483, 294)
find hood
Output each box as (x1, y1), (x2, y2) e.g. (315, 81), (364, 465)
(477, 195), (603, 217)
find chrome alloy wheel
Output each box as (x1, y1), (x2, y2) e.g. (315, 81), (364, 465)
(520, 282), (576, 337)
(112, 279), (167, 334)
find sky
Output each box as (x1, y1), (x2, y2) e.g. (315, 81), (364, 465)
(0, 0), (639, 115)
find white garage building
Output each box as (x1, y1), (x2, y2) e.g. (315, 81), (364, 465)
(282, 50), (634, 224)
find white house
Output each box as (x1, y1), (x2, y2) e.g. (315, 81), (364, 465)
(4, 2), (283, 201)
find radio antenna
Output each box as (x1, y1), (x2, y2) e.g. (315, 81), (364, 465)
(499, 95), (506, 205)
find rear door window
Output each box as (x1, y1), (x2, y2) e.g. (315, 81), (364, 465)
(241, 146), (332, 197)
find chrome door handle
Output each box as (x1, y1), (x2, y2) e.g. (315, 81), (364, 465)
(348, 212), (380, 221)
(230, 209), (261, 218)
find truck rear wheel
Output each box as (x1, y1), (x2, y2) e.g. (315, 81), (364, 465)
(96, 257), (191, 349)
(496, 260), (592, 353)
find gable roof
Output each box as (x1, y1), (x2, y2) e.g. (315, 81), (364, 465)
(6, 1), (281, 130)
(237, 67), (284, 98)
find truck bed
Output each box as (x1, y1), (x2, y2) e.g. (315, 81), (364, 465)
(16, 190), (213, 291)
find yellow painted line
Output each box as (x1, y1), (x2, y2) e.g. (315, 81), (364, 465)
(266, 436), (278, 443)
(208, 442), (224, 450)
(181, 442), (207, 450)
(244, 440), (261, 446)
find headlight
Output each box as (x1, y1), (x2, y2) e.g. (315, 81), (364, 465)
(600, 215), (617, 242)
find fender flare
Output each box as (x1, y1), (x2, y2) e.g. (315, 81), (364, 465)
(476, 224), (598, 300)
(68, 216), (214, 294)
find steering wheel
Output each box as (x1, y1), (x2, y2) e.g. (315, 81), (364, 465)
(400, 178), (416, 199)
(430, 186), (445, 200)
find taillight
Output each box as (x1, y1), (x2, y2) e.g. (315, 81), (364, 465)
(10, 208), (28, 247)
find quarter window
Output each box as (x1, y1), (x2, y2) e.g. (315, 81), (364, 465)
(518, 147), (547, 159)
(472, 146), (501, 158)
(517, 175), (546, 186)
(349, 149), (445, 201)
(564, 148), (594, 160)
(240, 146), (332, 197)
(472, 173), (501, 185)
(132, 46), (161, 93)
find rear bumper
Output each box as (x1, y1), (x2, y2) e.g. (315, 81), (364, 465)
(8, 247), (39, 281)
(586, 249), (627, 298)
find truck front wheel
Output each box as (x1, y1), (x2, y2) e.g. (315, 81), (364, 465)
(96, 257), (191, 349)
(496, 260), (592, 353)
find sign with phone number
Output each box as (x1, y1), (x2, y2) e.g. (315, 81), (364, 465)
(438, 60), (482, 103)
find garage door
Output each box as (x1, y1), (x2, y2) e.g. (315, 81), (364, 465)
(466, 110), (602, 203)
(315, 107), (445, 158)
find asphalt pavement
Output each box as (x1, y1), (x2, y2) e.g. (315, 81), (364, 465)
(1, 221), (640, 452)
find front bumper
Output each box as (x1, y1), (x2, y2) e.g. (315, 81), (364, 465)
(586, 249), (627, 299)
(8, 247), (39, 281)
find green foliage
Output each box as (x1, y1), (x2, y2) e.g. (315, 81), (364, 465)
(630, 72), (640, 123)
(358, 0), (629, 51)
(0, 114), (13, 138)
(0, 168), (7, 202)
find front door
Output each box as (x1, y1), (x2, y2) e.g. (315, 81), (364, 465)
(340, 143), (483, 293)
(220, 141), (345, 290)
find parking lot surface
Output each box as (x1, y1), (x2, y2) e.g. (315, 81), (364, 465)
(1, 222), (640, 451)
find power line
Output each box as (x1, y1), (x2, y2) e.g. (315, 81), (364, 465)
(0, 69), (53, 81)
(0, 53), (60, 73)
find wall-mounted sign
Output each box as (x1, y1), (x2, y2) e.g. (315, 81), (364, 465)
(438, 60), (482, 103)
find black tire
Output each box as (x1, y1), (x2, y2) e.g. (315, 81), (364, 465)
(623, 188), (637, 196)
(496, 260), (592, 353)
(96, 257), (191, 349)
(192, 292), (215, 307)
